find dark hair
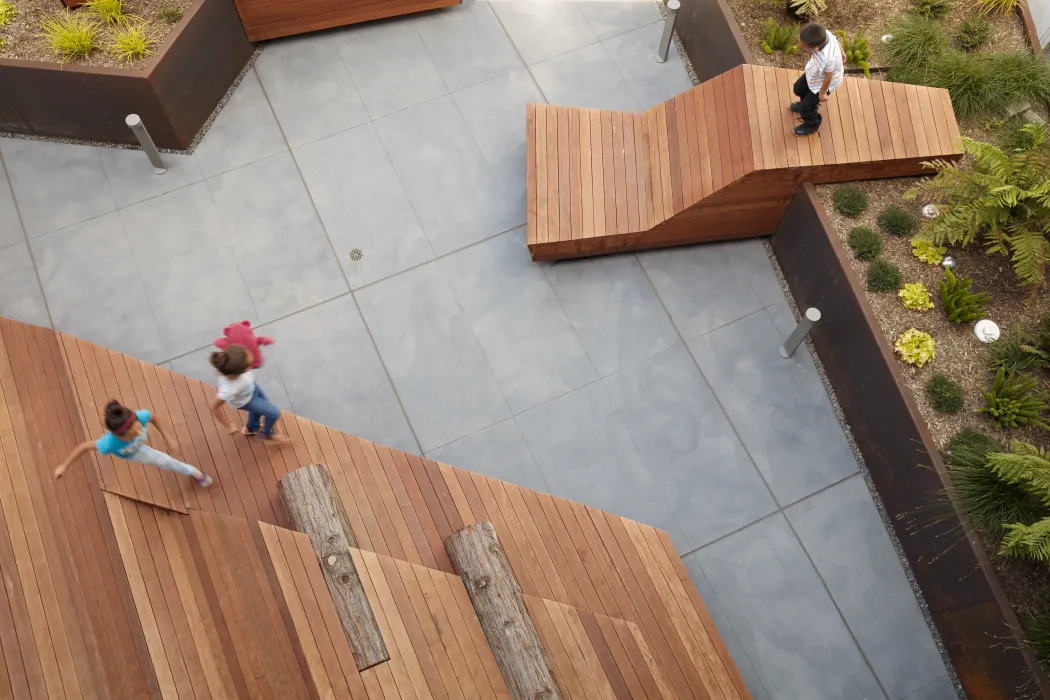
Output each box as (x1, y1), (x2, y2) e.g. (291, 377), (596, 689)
(799, 22), (827, 47)
(210, 345), (250, 377)
(104, 400), (134, 433)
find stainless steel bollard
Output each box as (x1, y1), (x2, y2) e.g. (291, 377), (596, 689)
(125, 114), (167, 174)
(779, 307), (821, 358)
(656, 0), (681, 63)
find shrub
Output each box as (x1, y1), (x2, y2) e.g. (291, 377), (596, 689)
(975, 0), (1021, 15)
(912, 238), (946, 265)
(930, 50), (993, 121)
(108, 20), (153, 63)
(895, 328), (936, 367)
(987, 327), (1045, 372)
(939, 268), (990, 323)
(985, 52), (1050, 114)
(1025, 610), (1050, 668)
(955, 16), (991, 52)
(926, 373), (964, 412)
(945, 430), (1047, 534)
(760, 19), (798, 55)
(156, 3), (183, 24)
(0, 0), (17, 27)
(915, 0), (953, 18)
(877, 206), (916, 236)
(835, 30), (871, 77)
(83, 0), (125, 24)
(980, 368), (1050, 429)
(39, 13), (100, 61)
(904, 123), (1050, 287)
(884, 14), (949, 77)
(788, 0), (826, 19)
(867, 259), (902, 292)
(1004, 117), (1042, 151)
(833, 185), (868, 216)
(848, 226), (882, 260)
(900, 282), (934, 311)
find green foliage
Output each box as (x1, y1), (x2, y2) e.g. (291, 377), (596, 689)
(788, 0), (826, 19)
(903, 124), (1050, 287)
(987, 327), (1046, 372)
(156, 3), (183, 24)
(878, 206), (916, 236)
(108, 20), (153, 63)
(1005, 117), (1042, 151)
(39, 13), (100, 61)
(980, 368), (1050, 429)
(930, 50), (993, 121)
(974, 0), (1021, 15)
(1032, 313), (1050, 358)
(1024, 609), (1050, 667)
(833, 185), (868, 217)
(848, 226), (883, 261)
(900, 281), (934, 311)
(0, 0), (17, 28)
(926, 373), (964, 412)
(985, 52), (1050, 113)
(895, 328), (936, 366)
(0, 37), (6, 53)
(835, 29), (871, 77)
(760, 19), (798, 55)
(83, 0), (125, 24)
(1002, 518), (1050, 561)
(884, 14), (949, 79)
(867, 259), (902, 292)
(955, 16), (991, 52)
(912, 238), (947, 264)
(914, 0), (953, 18)
(939, 268), (990, 323)
(988, 441), (1050, 505)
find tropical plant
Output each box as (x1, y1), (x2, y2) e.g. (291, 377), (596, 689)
(0, 0), (17, 27)
(884, 14), (949, 80)
(848, 226), (882, 260)
(900, 282), (934, 311)
(83, 0), (125, 24)
(987, 327), (1046, 372)
(761, 19), (798, 55)
(867, 259), (902, 292)
(835, 29), (871, 77)
(915, 0), (953, 18)
(108, 20), (153, 63)
(974, 0), (1021, 16)
(904, 123), (1050, 287)
(156, 3), (183, 24)
(788, 0), (826, 19)
(980, 368), (1050, 429)
(912, 238), (947, 264)
(834, 185), (868, 216)
(939, 268), (990, 323)
(895, 328), (936, 366)
(926, 373), (964, 412)
(878, 206), (916, 236)
(39, 13), (100, 61)
(955, 16), (991, 52)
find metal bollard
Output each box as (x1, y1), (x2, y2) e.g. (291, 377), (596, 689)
(656, 0), (681, 63)
(125, 114), (167, 174)
(779, 307), (821, 358)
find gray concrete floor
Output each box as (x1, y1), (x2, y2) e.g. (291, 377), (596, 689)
(0, 1), (958, 698)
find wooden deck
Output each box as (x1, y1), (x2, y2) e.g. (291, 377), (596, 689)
(526, 64), (964, 261)
(0, 315), (749, 700)
(230, 0), (461, 42)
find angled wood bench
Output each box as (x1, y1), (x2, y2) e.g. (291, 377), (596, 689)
(526, 64), (963, 262)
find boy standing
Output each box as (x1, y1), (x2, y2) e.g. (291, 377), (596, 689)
(790, 23), (844, 136)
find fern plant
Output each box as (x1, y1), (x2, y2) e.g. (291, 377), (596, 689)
(39, 13), (100, 61)
(988, 327), (1046, 372)
(788, 0), (826, 19)
(0, 0), (17, 27)
(904, 123), (1050, 287)
(915, 0), (953, 18)
(939, 268), (990, 323)
(761, 19), (798, 55)
(988, 441), (1050, 561)
(835, 30), (871, 77)
(980, 368), (1050, 430)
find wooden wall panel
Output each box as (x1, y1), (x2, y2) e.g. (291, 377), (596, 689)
(233, 0), (461, 41)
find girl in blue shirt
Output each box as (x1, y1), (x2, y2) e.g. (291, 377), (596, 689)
(54, 400), (213, 487)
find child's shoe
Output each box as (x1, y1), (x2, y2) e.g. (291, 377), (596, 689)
(794, 122), (821, 136)
(789, 102), (802, 113)
(193, 471), (214, 488)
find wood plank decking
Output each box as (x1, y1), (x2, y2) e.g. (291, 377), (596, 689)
(526, 64), (963, 261)
(0, 315), (749, 699)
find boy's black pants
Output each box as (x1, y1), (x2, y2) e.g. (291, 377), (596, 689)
(793, 74), (822, 126)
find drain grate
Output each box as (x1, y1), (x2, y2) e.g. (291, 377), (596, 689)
(347, 248), (364, 262)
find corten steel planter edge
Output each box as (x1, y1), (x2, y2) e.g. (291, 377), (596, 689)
(0, 0), (253, 149)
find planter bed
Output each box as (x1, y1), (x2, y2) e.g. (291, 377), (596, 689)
(0, 0), (253, 149)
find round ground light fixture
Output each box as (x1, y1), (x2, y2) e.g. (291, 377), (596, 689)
(922, 204), (940, 219)
(974, 320), (1001, 344)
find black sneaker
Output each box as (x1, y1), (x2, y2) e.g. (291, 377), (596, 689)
(793, 122), (821, 136)
(789, 102), (802, 113)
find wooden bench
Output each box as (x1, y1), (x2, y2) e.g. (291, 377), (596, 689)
(526, 64), (963, 261)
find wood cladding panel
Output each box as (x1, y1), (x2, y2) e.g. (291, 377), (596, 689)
(232, 0), (461, 41)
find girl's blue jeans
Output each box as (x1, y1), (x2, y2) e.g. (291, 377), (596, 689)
(242, 385), (280, 437)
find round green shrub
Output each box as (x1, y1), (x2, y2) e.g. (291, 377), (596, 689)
(867, 259), (902, 292)
(834, 185), (869, 217)
(848, 226), (883, 261)
(955, 16), (991, 52)
(877, 206), (916, 236)
(931, 50), (993, 121)
(925, 373), (965, 413)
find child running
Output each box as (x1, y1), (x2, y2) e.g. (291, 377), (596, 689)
(209, 344), (290, 446)
(54, 400), (213, 487)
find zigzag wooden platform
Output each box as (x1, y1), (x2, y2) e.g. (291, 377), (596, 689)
(0, 315), (749, 700)
(526, 64), (963, 261)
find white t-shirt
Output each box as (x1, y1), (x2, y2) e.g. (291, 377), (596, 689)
(217, 371), (256, 408)
(805, 32), (844, 95)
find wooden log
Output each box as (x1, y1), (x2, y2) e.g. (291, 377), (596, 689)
(446, 522), (563, 700)
(278, 464), (390, 671)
